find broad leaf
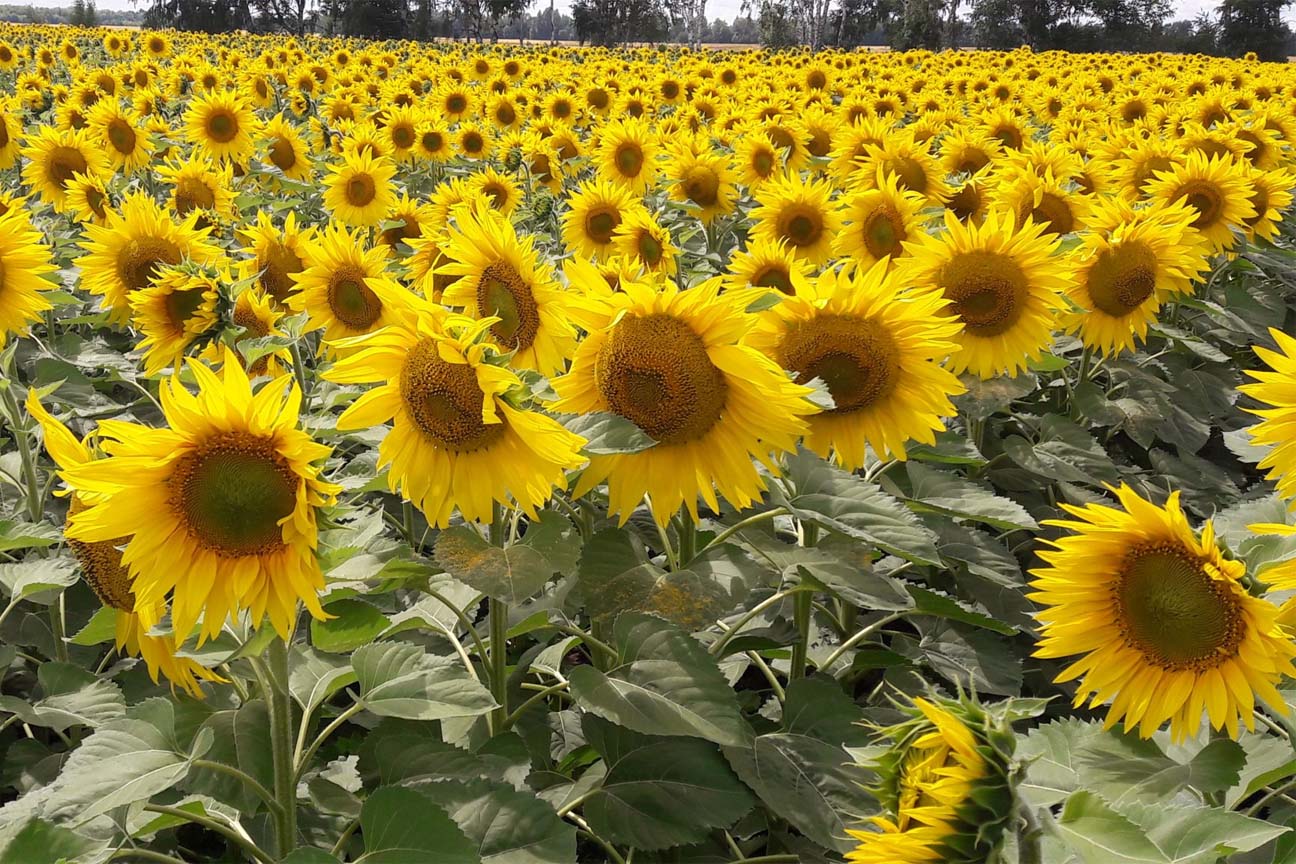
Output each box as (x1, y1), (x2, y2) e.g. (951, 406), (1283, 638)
(353, 641), (496, 721)
(356, 786), (479, 864)
(436, 526), (557, 605)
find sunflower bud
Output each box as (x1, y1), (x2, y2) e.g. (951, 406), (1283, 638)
(848, 694), (1020, 864)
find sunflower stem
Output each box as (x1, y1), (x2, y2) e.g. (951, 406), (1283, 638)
(676, 512), (697, 565)
(289, 338), (312, 417)
(266, 637), (298, 857)
(789, 591), (812, 681)
(1017, 803), (1043, 864)
(489, 502), (510, 734)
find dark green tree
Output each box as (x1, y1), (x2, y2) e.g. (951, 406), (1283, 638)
(141, 0), (253, 31)
(1217, 0), (1292, 61)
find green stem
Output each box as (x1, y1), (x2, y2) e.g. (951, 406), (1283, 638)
(501, 681), (569, 730)
(330, 816), (362, 857)
(402, 500), (415, 546)
(295, 699), (364, 781)
(702, 509), (785, 554)
(676, 512), (697, 565)
(141, 804), (275, 864)
(789, 591), (812, 681)
(265, 638), (298, 857)
(289, 339), (312, 417)
(49, 595), (68, 663)
(547, 623), (618, 663)
(489, 502), (509, 734)
(108, 850), (190, 864)
(1, 378), (42, 524)
(646, 498), (678, 571)
(709, 587), (806, 657)
(191, 759), (282, 815)
(727, 856), (800, 864)
(1018, 804), (1043, 864)
(818, 611), (907, 672)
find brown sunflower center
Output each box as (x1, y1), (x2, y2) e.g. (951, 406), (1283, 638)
(118, 237), (182, 292)
(637, 232), (663, 265)
(447, 94), (467, 114)
(346, 173), (377, 207)
(400, 337), (505, 451)
(478, 260), (539, 351)
(1116, 542), (1243, 671)
(421, 131), (444, 153)
(781, 314), (900, 413)
(175, 177), (216, 214)
(585, 207), (620, 245)
(107, 119), (137, 155)
(1175, 179), (1225, 230)
(615, 142), (644, 178)
(683, 166), (720, 208)
(939, 250), (1028, 337)
(1025, 193), (1075, 235)
(169, 433), (298, 556)
(206, 109), (239, 144)
(884, 156), (928, 196)
(48, 145), (88, 188)
(259, 243), (304, 305)
(862, 207), (905, 259)
(165, 287), (208, 330)
(780, 204), (824, 249)
(327, 266), (382, 329)
(753, 265), (794, 294)
(956, 149), (991, 175)
(269, 136), (297, 171)
(947, 183), (984, 222)
(83, 186), (106, 219)
(752, 149), (775, 178)
(1087, 241), (1157, 317)
(391, 124), (415, 149)
(596, 313), (727, 445)
(68, 495), (135, 612)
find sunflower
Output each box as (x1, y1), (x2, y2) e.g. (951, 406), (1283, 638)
(1244, 166), (1296, 244)
(991, 169), (1091, 237)
(748, 260), (964, 468)
(562, 178), (643, 263)
(381, 104), (421, 162)
(1144, 152), (1257, 254)
(467, 166), (523, 216)
(325, 313), (586, 527)
(261, 113), (313, 181)
(723, 237), (812, 296)
(0, 211), (57, 348)
(21, 125), (110, 212)
(613, 209), (679, 277)
(416, 115), (452, 163)
(65, 172), (110, 226)
(0, 108), (22, 170)
(734, 134), (783, 189)
(63, 351), (341, 643)
(202, 287), (293, 378)
(86, 99), (153, 174)
(289, 223), (413, 346)
(551, 277), (814, 526)
(237, 210), (317, 308)
(441, 206), (574, 375)
(1065, 198), (1208, 357)
(26, 393), (223, 697)
(323, 148), (397, 228)
(130, 264), (224, 376)
(860, 133), (951, 205)
(595, 117), (660, 194)
(184, 89), (258, 163)
(455, 122), (492, 160)
(78, 191), (219, 325)
(665, 146), (738, 225)
(157, 153), (236, 221)
(899, 210), (1068, 379)
(380, 193), (436, 250)
(835, 169), (926, 269)
(1029, 484), (1296, 742)
(750, 172), (843, 267)
(1240, 328), (1296, 506)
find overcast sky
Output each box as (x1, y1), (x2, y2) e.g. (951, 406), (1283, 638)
(28, 0), (1296, 28)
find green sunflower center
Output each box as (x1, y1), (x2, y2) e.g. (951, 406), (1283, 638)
(48, 145), (88, 189)
(175, 177), (216, 215)
(862, 207), (904, 260)
(107, 119), (137, 156)
(884, 156), (928, 196)
(781, 205), (824, 249)
(752, 149), (775, 178)
(939, 250), (1029, 338)
(637, 232), (664, 266)
(171, 433), (298, 556)
(118, 237), (182, 292)
(585, 207), (619, 244)
(1087, 241), (1158, 317)
(478, 260), (539, 352)
(615, 143), (644, 178)
(1116, 542), (1244, 671)
(597, 313), (727, 445)
(401, 338), (505, 452)
(327, 266), (382, 330)
(206, 109), (239, 144)
(753, 265), (794, 295)
(683, 166), (720, 208)
(165, 286), (208, 330)
(391, 124), (415, 149)
(260, 242), (304, 305)
(781, 314), (901, 414)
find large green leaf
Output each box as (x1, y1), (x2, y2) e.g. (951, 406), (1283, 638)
(581, 717), (755, 850)
(356, 786), (479, 864)
(0, 663), (124, 732)
(419, 777), (577, 864)
(568, 613), (751, 746)
(436, 526), (557, 605)
(739, 531), (912, 611)
(902, 462), (1038, 531)
(0, 521), (61, 554)
(312, 598), (392, 653)
(560, 412), (656, 455)
(289, 645), (359, 716)
(0, 818), (103, 864)
(769, 449), (940, 565)
(724, 733), (872, 853)
(353, 641), (496, 721)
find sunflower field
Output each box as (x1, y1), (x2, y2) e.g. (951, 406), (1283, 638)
(6, 21), (1296, 864)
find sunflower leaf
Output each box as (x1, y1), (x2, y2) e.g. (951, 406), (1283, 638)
(355, 786), (479, 864)
(352, 641), (497, 721)
(435, 526), (557, 605)
(559, 412), (656, 455)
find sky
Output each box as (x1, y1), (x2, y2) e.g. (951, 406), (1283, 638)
(25, 0), (1296, 28)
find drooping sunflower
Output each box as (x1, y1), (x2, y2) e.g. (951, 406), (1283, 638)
(325, 313), (586, 527)
(237, 209), (318, 308)
(202, 287), (292, 379)
(664, 145), (738, 225)
(289, 223), (414, 346)
(723, 237), (813, 296)
(750, 173), (843, 267)
(0, 211), (57, 347)
(1144, 152), (1257, 254)
(899, 210), (1068, 379)
(441, 206), (575, 375)
(78, 191), (219, 325)
(1030, 484), (1296, 741)
(466, 165), (523, 216)
(1064, 198), (1209, 357)
(130, 263), (224, 376)
(748, 260), (965, 468)
(612, 209), (679, 277)
(848, 697), (1015, 864)
(561, 178), (643, 263)
(323, 148), (398, 228)
(21, 125), (110, 212)
(595, 116), (660, 194)
(551, 277), (815, 526)
(63, 352), (341, 643)
(835, 169), (926, 269)
(26, 393), (224, 698)
(184, 89), (258, 163)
